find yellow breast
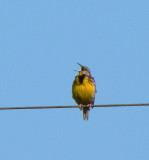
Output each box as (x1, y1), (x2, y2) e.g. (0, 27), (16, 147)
(72, 76), (95, 105)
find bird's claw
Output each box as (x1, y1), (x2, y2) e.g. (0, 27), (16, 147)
(79, 104), (94, 110)
(79, 104), (83, 110)
(88, 104), (94, 109)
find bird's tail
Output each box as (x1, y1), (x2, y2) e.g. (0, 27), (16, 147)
(83, 107), (90, 120)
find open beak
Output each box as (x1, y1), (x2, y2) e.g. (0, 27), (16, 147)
(77, 63), (83, 67)
(74, 70), (81, 72)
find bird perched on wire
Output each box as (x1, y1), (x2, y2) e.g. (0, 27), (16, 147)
(72, 63), (97, 120)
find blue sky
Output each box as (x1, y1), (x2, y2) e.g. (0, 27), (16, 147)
(0, 0), (149, 160)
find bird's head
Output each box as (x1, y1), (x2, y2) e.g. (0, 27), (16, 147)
(74, 63), (91, 76)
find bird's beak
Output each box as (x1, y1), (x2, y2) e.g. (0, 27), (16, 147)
(77, 63), (83, 67)
(74, 70), (81, 72)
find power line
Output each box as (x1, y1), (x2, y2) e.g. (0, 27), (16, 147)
(0, 103), (149, 110)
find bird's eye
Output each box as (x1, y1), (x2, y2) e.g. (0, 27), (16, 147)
(83, 67), (87, 70)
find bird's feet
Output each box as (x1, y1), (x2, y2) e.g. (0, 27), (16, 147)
(87, 104), (94, 109)
(79, 104), (94, 110)
(78, 104), (83, 110)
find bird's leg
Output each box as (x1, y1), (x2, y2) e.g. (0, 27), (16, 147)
(88, 104), (94, 109)
(78, 104), (83, 110)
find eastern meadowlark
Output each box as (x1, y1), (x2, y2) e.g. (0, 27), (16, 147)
(72, 63), (97, 120)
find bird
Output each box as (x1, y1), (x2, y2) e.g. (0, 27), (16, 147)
(72, 63), (96, 120)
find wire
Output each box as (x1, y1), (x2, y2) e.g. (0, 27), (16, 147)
(0, 103), (149, 110)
